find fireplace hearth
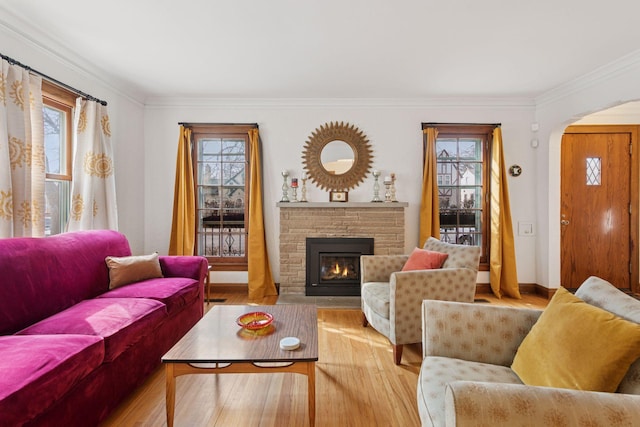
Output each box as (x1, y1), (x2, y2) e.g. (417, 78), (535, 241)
(306, 237), (374, 296)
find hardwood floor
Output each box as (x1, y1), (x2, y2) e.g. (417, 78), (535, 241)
(100, 291), (548, 427)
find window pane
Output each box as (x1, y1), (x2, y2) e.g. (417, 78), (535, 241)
(586, 157), (601, 186)
(436, 138), (457, 158)
(459, 138), (482, 160)
(45, 179), (70, 236)
(44, 106), (67, 175)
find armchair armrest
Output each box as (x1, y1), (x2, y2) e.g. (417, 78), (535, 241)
(360, 254), (408, 283)
(158, 255), (208, 283)
(445, 381), (640, 427)
(422, 300), (541, 366)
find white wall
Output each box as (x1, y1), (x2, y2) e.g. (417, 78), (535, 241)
(144, 99), (537, 284)
(0, 24), (147, 253)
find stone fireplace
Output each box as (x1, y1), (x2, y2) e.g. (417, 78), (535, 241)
(306, 237), (374, 296)
(277, 202), (407, 295)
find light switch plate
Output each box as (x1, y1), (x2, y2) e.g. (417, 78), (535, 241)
(518, 222), (534, 236)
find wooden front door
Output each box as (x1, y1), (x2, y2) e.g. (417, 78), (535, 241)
(561, 125), (638, 292)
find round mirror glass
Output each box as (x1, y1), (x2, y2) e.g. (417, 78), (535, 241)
(320, 140), (354, 175)
(302, 122), (373, 191)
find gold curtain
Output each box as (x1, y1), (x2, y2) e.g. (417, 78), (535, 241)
(490, 127), (521, 298)
(419, 127), (440, 247)
(168, 126), (195, 255)
(247, 129), (278, 299)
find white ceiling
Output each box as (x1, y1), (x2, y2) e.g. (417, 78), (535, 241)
(1, 0), (640, 103)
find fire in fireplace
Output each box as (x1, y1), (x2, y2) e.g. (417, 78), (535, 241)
(306, 237), (374, 296)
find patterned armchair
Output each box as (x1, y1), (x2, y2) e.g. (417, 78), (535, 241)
(360, 237), (480, 365)
(417, 276), (640, 427)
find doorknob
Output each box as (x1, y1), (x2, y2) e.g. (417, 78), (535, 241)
(561, 220), (570, 225)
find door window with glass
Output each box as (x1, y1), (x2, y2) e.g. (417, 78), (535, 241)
(192, 125), (251, 268)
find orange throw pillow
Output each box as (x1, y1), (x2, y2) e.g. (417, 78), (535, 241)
(401, 248), (448, 271)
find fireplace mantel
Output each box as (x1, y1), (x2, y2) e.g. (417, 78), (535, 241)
(278, 202), (407, 295)
(277, 202), (408, 208)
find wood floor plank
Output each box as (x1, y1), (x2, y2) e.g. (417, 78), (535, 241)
(100, 292), (548, 426)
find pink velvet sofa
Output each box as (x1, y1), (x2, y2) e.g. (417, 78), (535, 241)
(0, 230), (207, 426)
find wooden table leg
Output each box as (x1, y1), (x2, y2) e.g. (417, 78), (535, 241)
(206, 265), (211, 304)
(307, 362), (316, 427)
(165, 364), (176, 427)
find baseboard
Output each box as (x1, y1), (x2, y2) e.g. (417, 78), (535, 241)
(475, 283), (554, 300)
(208, 283), (247, 293)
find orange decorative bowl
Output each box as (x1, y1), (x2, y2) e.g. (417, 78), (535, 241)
(236, 311), (274, 330)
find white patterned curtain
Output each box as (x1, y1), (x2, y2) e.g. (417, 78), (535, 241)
(67, 98), (118, 231)
(0, 59), (45, 238)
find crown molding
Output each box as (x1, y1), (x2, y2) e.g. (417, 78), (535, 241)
(0, 9), (145, 107)
(144, 96), (536, 109)
(535, 49), (640, 108)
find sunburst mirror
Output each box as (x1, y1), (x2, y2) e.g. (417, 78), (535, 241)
(302, 122), (373, 192)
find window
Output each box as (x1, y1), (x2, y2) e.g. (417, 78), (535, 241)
(42, 81), (75, 236)
(425, 124), (495, 267)
(190, 124), (253, 270)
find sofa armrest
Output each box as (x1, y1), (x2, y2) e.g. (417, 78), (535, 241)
(158, 256), (208, 283)
(360, 254), (408, 283)
(422, 300), (542, 366)
(445, 381), (640, 427)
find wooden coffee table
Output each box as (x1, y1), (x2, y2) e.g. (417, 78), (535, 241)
(162, 304), (318, 426)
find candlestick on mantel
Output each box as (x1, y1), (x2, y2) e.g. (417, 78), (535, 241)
(371, 170), (382, 202)
(291, 178), (299, 202)
(281, 170), (290, 202)
(300, 176), (308, 202)
(390, 172), (397, 202)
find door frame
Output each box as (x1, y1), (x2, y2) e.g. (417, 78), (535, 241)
(563, 125), (639, 294)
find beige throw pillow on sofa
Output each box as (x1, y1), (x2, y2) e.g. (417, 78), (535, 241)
(105, 253), (163, 289)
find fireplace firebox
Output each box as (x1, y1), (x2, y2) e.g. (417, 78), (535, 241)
(306, 237), (374, 296)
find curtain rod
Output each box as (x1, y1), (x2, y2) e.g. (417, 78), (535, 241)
(1, 52), (107, 106)
(179, 122), (258, 128)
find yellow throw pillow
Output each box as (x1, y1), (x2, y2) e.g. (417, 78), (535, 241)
(105, 253), (163, 289)
(511, 287), (640, 392)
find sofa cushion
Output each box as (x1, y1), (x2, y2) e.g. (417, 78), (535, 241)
(511, 287), (640, 392)
(97, 277), (199, 315)
(402, 248), (448, 271)
(105, 253), (164, 289)
(17, 298), (167, 362)
(417, 356), (522, 427)
(0, 334), (104, 426)
(361, 282), (390, 319)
